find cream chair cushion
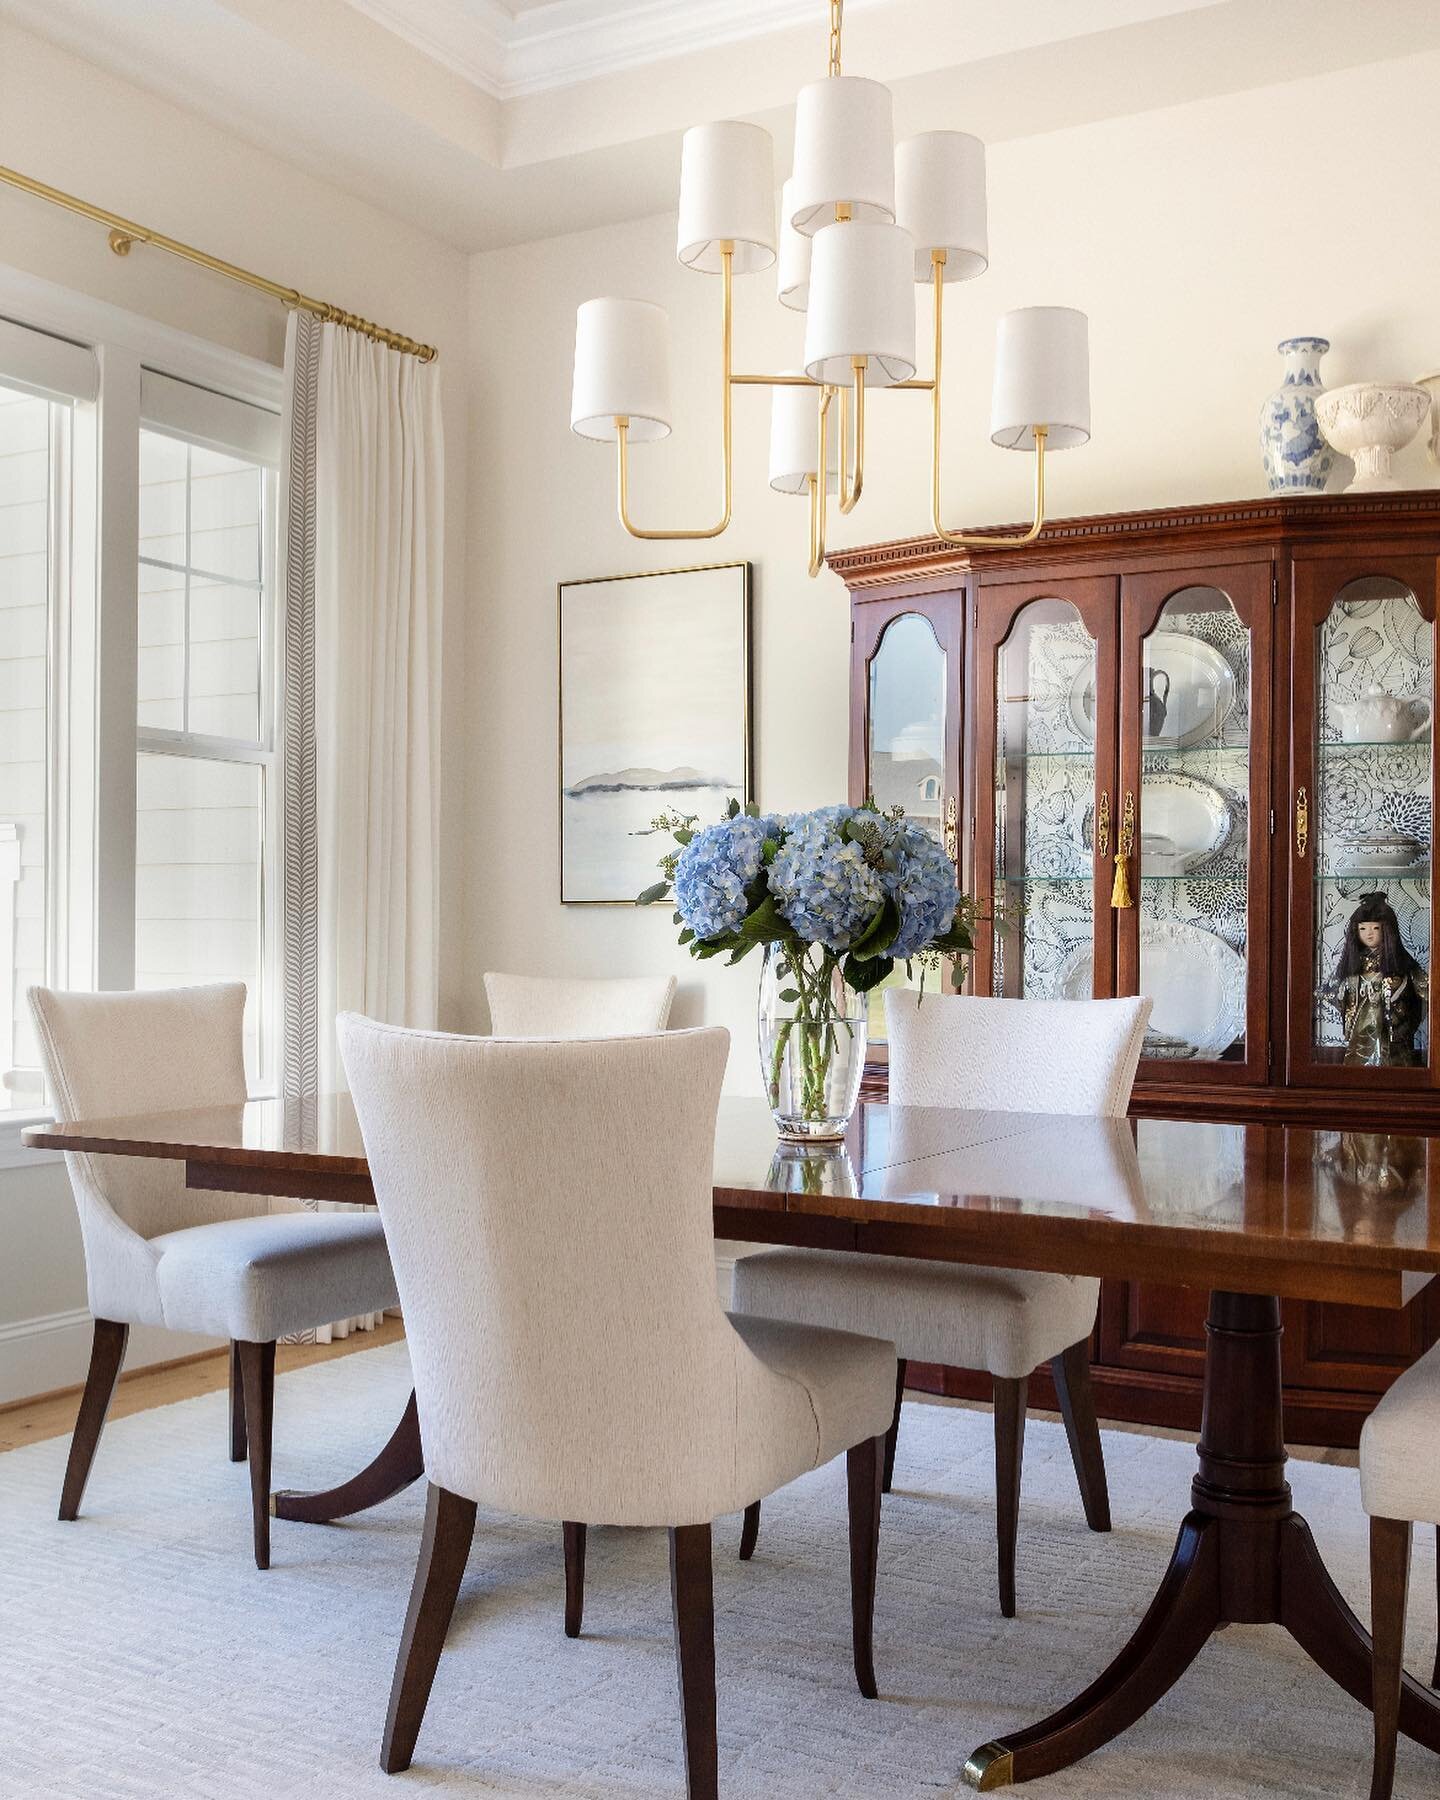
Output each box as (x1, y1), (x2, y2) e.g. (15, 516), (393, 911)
(338, 1016), (897, 1527)
(1360, 1338), (1440, 1527)
(731, 991), (1152, 1381)
(29, 983), (397, 1337)
(483, 971), (676, 1038)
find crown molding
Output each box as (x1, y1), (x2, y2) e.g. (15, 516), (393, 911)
(343, 0), (886, 101)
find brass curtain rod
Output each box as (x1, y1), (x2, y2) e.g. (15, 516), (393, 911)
(0, 163), (438, 363)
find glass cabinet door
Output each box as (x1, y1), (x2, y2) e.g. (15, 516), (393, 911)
(1290, 563), (1437, 1087)
(1119, 565), (1272, 1084)
(852, 595), (962, 1041)
(974, 578), (1118, 999)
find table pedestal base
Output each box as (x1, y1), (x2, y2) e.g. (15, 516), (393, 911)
(964, 1292), (1440, 1789)
(271, 1388), (423, 1524)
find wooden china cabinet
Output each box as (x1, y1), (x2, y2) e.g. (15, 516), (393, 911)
(834, 492), (1440, 1446)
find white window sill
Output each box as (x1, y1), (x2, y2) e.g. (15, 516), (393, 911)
(0, 1112), (60, 1172)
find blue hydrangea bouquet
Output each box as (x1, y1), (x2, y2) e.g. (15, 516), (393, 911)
(637, 801), (972, 1138)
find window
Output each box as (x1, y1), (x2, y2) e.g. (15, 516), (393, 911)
(136, 426), (277, 1084)
(0, 380), (70, 1115)
(0, 283), (282, 1135)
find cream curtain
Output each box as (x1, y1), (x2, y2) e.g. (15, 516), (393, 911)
(280, 312), (444, 1340)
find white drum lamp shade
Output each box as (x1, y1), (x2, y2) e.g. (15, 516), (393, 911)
(803, 221), (917, 387)
(769, 376), (839, 494)
(991, 306), (1091, 451)
(571, 298), (671, 442)
(777, 179), (812, 311)
(677, 121), (776, 274)
(896, 131), (988, 282)
(790, 77), (895, 235)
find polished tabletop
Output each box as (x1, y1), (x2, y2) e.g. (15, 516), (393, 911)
(25, 1096), (1440, 1309)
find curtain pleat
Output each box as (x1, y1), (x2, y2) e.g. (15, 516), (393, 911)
(279, 315), (444, 1342)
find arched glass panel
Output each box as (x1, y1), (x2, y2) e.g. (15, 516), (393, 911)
(865, 612), (948, 1039)
(867, 612), (946, 836)
(1138, 585), (1251, 1063)
(994, 598), (1097, 998)
(1314, 577), (1432, 1065)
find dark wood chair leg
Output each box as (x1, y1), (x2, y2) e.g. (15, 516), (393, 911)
(738, 1501), (760, 1561)
(993, 1374), (1028, 1619)
(1050, 1337), (1112, 1533)
(1433, 1526), (1439, 1691)
(235, 1339), (276, 1570)
(881, 1358), (906, 1494)
(58, 1319), (129, 1521)
(228, 1341), (247, 1464)
(669, 1522), (718, 1800)
(563, 1522), (586, 1638)
(1370, 1517), (1413, 1800)
(381, 1483), (478, 1775)
(848, 1433), (884, 1700)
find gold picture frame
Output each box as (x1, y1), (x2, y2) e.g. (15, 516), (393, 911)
(557, 561), (753, 905)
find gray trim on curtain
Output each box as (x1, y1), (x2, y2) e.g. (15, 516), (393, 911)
(281, 310), (321, 1113)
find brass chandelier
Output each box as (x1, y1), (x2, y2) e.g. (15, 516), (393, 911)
(570, 1), (1091, 576)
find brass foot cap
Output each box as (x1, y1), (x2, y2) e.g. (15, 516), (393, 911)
(964, 1744), (1014, 1791)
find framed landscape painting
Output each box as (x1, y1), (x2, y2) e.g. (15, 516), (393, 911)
(558, 562), (752, 904)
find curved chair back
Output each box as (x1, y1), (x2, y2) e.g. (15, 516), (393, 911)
(483, 971), (675, 1038)
(884, 991), (1151, 1118)
(28, 984), (267, 1324)
(340, 1017), (816, 1526)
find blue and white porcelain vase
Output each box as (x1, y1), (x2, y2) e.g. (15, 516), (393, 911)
(1259, 336), (1336, 493)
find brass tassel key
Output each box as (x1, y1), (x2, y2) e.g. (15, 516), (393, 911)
(1111, 790), (1136, 909)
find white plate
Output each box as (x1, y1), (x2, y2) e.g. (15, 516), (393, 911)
(1140, 771), (1234, 872)
(1059, 920), (1246, 1058)
(1080, 772), (1234, 873)
(1068, 631), (1238, 749)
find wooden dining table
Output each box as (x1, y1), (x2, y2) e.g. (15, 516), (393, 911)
(24, 1094), (1440, 1791)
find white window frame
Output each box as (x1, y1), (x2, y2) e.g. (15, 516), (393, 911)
(0, 266), (283, 1166)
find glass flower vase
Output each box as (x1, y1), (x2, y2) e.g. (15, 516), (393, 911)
(757, 942), (867, 1141)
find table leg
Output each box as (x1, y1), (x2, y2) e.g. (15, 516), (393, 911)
(272, 1388), (423, 1524)
(964, 1291), (1440, 1789)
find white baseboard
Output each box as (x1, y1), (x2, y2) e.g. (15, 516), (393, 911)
(0, 1308), (220, 1408)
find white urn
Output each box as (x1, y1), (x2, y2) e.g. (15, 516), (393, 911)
(1315, 382), (1432, 493)
(1332, 685), (1432, 743)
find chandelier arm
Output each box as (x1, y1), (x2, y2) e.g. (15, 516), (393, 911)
(929, 251), (1049, 548)
(808, 384), (835, 578)
(615, 245), (735, 540)
(839, 356), (866, 513)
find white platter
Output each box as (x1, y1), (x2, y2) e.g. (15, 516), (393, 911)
(1068, 631), (1238, 749)
(1139, 771), (1235, 872)
(1080, 771), (1235, 873)
(1059, 919), (1246, 1059)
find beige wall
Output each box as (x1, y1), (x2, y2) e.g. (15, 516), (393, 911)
(463, 46), (1440, 1084)
(0, 23), (470, 1395)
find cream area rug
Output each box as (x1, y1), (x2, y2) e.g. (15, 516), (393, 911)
(0, 1341), (1434, 1800)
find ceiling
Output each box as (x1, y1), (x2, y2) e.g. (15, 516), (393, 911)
(2, 0), (1439, 253)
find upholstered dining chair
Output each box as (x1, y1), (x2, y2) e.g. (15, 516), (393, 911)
(483, 969), (676, 1036)
(338, 1016), (897, 1795)
(730, 989), (1152, 1616)
(1361, 1339), (1440, 1800)
(29, 983), (399, 1570)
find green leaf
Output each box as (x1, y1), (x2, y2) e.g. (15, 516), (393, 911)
(734, 895), (792, 947)
(678, 928), (694, 945)
(636, 881), (670, 906)
(673, 828), (694, 846)
(779, 987), (801, 1003)
(847, 895), (899, 962)
(743, 801), (761, 818)
(727, 797), (741, 819)
(844, 953), (894, 993)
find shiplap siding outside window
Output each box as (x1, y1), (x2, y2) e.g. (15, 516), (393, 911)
(135, 427), (277, 1086)
(0, 382), (66, 1112)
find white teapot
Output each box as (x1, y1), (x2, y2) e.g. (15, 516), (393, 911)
(1334, 685), (1432, 743)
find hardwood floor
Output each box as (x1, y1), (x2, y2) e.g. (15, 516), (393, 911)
(0, 1317), (407, 1454)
